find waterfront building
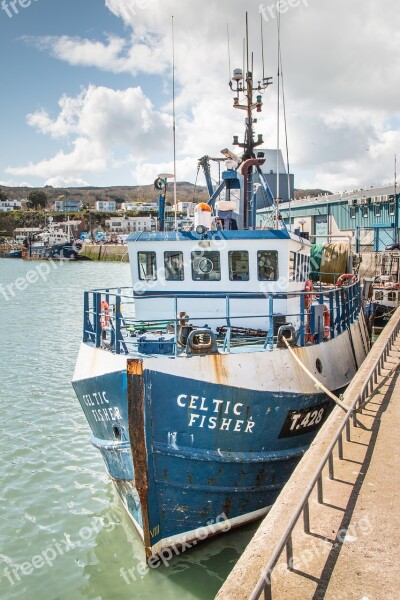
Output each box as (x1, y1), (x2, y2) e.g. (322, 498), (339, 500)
(257, 184), (399, 251)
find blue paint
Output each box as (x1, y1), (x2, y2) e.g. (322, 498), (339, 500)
(73, 366), (333, 551)
(127, 229), (291, 242)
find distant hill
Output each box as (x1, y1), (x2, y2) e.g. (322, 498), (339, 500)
(0, 181), (209, 206)
(294, 189), (332, 200)
(0, 183), (332, 205)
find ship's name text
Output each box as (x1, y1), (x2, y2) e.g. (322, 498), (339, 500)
(177, 394), (255, 433)
(81, 391), (123, 423)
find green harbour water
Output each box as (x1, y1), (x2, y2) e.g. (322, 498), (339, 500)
(0, 259), (259, 600)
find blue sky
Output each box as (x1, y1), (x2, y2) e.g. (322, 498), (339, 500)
(1, 0), (399, 192)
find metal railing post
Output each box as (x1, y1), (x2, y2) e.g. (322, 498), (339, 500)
(317, 475), (323, 504)
(286, 535), (293, 569)
(328, 453), (334, 480)
(95, 292), (101, 348)
(115, 294), (121, 354)
(299, 293), (305, 346)
(303, 499), (310, 534)
(83, 291), (89, 342)
(338, 432), (344, 460)
(346, 418), (351, 441)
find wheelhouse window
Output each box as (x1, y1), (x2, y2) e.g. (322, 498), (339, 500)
(229, 251), (249, 281)
(389, 201), (395, 216)
(375, 204), (381, 218)
(257, 251), (279, 281)
(164, 251), (184, 281)
(138, 251), (157, 280)
(362, 205), (368, 218)
(191, 251), (221, 281)
(292, 253), (310, 282)
(289, 251), (296, 282)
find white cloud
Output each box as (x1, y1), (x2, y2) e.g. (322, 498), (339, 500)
(8, 0), (400, 190)
(6, 85), (171, 181)
(133, 157), (198, 185)
(0, 179), (33, 188)
(22, 29), (170, 77)
(44, 176), (90, 188)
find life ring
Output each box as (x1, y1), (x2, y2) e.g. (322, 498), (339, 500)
(323, 305), (331, 340)
(100, 300), (111, 329)
(304, 279), (315, 309)
(337, 273), (357, 287)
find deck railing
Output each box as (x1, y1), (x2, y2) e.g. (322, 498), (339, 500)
(82, 279), (362, 356)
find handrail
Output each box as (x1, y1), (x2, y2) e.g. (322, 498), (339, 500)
(242, 306), (400, 600)
(82, 280), (362, 355)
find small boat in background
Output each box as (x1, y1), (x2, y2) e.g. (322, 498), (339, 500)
(364, 250), (400, 331)
(22, 218), (83, 261)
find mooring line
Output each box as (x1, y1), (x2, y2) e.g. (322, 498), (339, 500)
(282, 337), (349, 412)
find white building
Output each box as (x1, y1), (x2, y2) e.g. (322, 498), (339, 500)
(54, 199), (81, 212)
(177, 201), (197, 216)
(122, 202), (158, 212)
(0, 200), (22, 212)
(105, 216), (154, 234)
(95, 201), (117, 212)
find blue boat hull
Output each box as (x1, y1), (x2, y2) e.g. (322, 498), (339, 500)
(72, 352), (339, 555)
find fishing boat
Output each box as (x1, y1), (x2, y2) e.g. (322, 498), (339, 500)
(22, 218), (83, 260)
(72, 25), (370, 558)
(364, 249), (400, 331)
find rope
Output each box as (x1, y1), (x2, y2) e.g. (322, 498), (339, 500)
(282, 337), (349, 412)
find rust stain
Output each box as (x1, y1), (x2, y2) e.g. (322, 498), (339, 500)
(127, 360), (152, 557)
(211, 353), (228, 385)
(127, 359), (143, 376)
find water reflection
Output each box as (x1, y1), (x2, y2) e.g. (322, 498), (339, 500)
(80, 485), (259, 600)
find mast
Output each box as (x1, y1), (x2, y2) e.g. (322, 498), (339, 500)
(229, 12), (272, 228)
(172, 16), (178, 230)
(395, 154), (398, 244)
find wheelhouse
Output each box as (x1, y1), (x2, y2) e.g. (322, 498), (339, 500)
(127, 229), (312, 331)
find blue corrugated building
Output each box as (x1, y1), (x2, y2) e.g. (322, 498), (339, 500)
(257, 185), (399, 251)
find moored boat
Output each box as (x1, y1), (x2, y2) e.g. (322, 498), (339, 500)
(22, 218), (83, 261)
(72, 23), (370, 558)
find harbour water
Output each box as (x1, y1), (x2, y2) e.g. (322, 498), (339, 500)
(0, 259), (259, 600)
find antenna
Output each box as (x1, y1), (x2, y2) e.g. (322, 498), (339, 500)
(172, 16), (178, 230)
(279, 40), (292, 231)
(227, 24), (231, 81)
(261, 14), (265, 80)
(276, 9), (281, 219)
(246, 11), (249, 74)
(243, 38), (245, 83)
